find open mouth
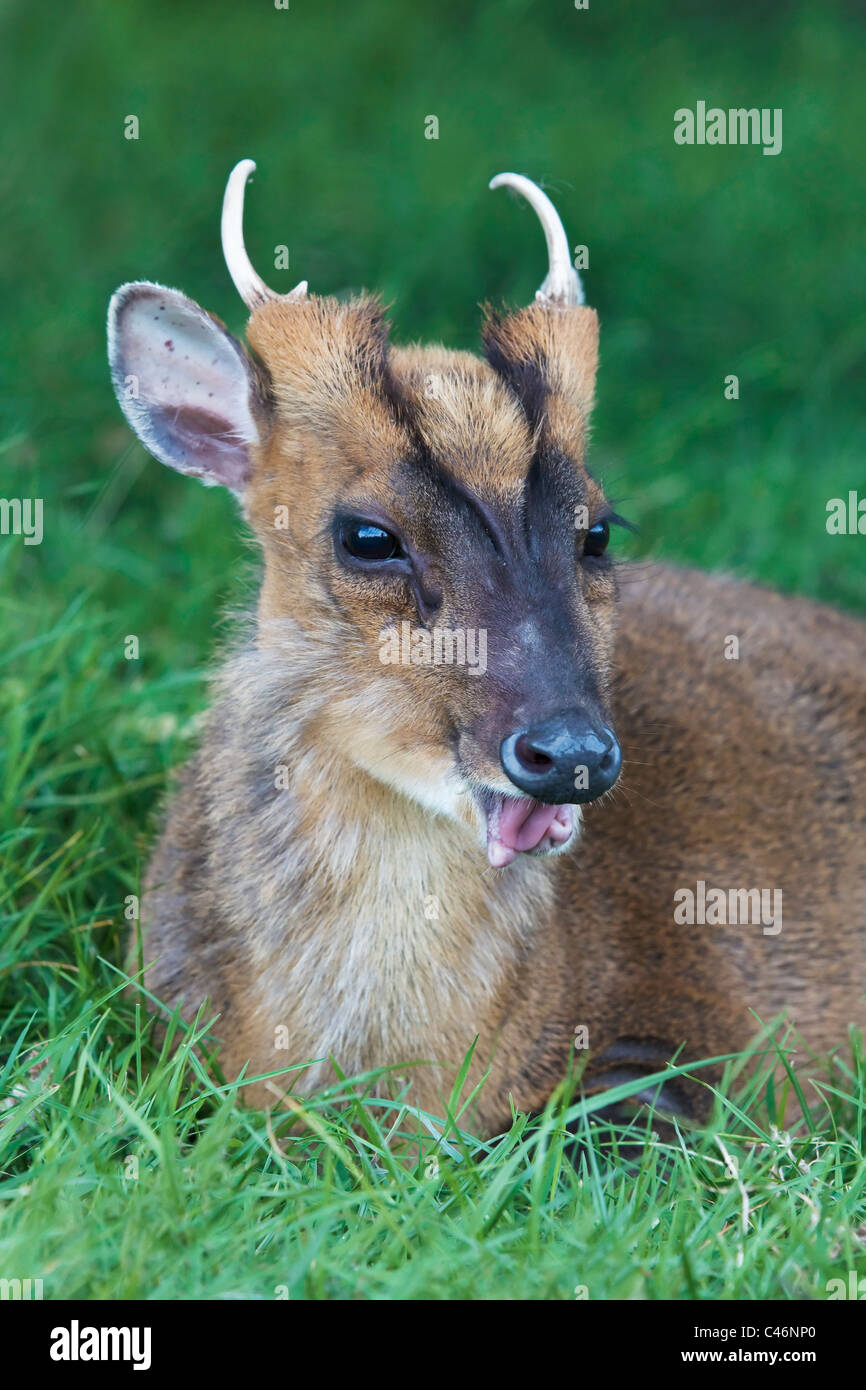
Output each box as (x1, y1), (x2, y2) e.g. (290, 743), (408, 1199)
(480, 791), (577, 868)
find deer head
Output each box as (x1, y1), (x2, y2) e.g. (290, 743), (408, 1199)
(108, 162), (623, 869)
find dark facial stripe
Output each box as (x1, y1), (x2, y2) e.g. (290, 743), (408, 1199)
(484, 350), (549, 429)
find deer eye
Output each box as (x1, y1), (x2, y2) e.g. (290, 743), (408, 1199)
(341, 520), (405, 563)
(583, 519), (610, 558)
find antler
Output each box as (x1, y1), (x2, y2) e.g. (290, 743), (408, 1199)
(489, 172), (584, 308)
(221, 159), (308, 310)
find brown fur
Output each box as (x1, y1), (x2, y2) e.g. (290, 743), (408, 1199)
(137, 290), (866, 1132)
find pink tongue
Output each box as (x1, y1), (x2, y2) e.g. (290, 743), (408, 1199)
(487, 796), (574, 868)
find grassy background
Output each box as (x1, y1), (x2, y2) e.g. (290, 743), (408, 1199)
(1, 0), (865, 1300)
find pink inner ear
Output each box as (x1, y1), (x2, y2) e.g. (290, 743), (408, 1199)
(148, 404), (252, 491)
(108, 283), (261, 492)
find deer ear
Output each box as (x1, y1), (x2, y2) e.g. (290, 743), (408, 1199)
(107, 282), (267, 492)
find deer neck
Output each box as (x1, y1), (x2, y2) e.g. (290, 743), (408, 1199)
(216, 637), (555, 1078)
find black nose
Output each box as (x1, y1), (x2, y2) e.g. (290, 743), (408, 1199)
(500, 710), (622, 804)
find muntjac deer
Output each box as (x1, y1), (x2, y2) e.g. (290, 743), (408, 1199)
(108, 162), (866, 1132)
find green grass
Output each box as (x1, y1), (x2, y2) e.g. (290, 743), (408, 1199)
(1, 0), (865, 1299)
